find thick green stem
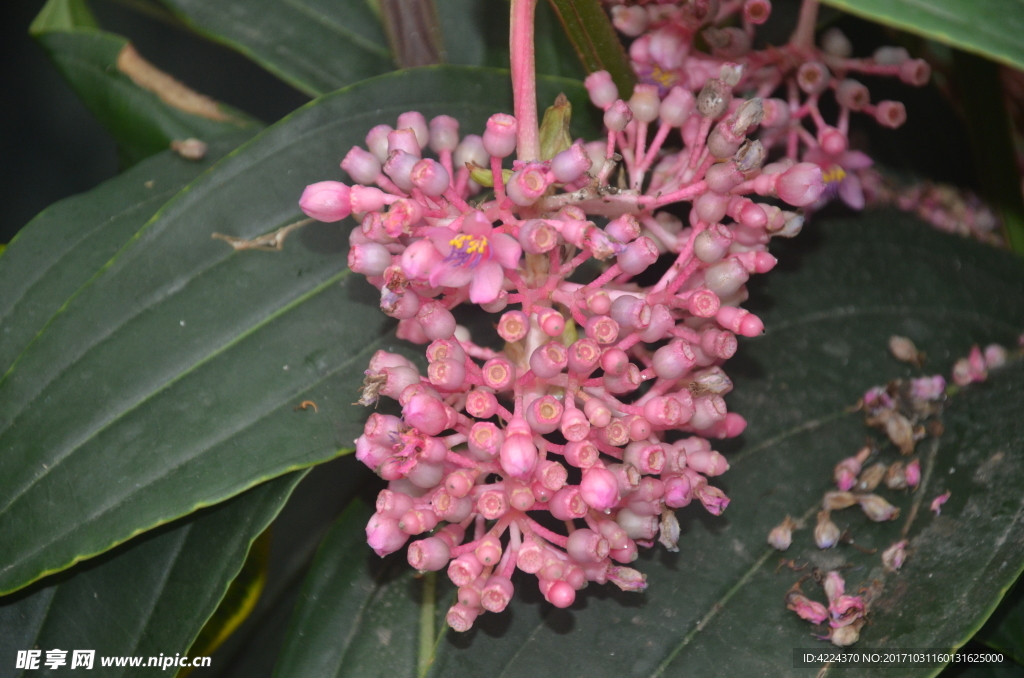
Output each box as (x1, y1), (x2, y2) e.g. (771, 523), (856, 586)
(417, 570), (437, 678)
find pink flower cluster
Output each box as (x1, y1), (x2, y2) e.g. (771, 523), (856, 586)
(294, 0), (931, 632)
(607, 0), (930, 210)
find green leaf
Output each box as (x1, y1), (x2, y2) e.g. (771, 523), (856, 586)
(819, 0), (1024, 72)
(272, 213), (1024, 677)
(0, 67), (598, 597)
(0, 135), (250, 380)
(0, 471), (303, 676)
(31, 0), (259, 166)
(546, 0), (636, 97)
(978, 581), (1024, 663)
(272, 497), (447, 678)
(158, 0), (394, 97)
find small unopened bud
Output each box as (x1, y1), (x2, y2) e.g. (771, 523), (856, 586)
(768, 515), (797, 550)
(858, 493), (900, 521)
(821, 27), (852, 57)
(796, 62), (830, 95)
(828, 619), (864, 647)
(629, 84), (661, 123)
(882, 539), (908, 572)
(604, 99), (634, 132)
(814, 510), (841, 549)
(697, 79), (732, 119)
(483, 113), (518, 158)
(836, 79), (870, 111)
(874, 101), (907, 129)
(984, 344), (1008, 369)
(873, 46), (910, 65)
(660, 87), (695, 126)
(584, 71), (619, 109)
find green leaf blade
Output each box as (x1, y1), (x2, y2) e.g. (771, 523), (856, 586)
(0, 471), (303, 677)
(820, 0), (1024, 71)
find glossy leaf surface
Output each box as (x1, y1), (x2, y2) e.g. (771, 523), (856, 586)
(0, 472), (303, 677)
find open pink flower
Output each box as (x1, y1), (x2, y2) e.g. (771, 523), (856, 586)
(428, 211), (521, 304)
(805, 147), (873, 210)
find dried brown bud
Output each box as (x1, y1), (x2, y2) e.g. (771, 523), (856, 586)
(697, 78), (733, 119)
(884, 461), (908, 490)
(882, 539), (908, 571)
(858, 494), (900, 521)
(733, 139), (765, 172)
(823, 491), (857, 511)
(823, 570), (845, 603)
(768, 515), (798, 550)
(658, 510), (681, 552)
(884, 412), (916, 454)
(829, 618), (865, 646)
(814, 510), (840, 549)
(889, 335), (924, 366)
(855, 462), (886, 493)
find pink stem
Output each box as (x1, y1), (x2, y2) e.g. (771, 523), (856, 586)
(790, 0), (819, 50)
(510, 0), (540, 161)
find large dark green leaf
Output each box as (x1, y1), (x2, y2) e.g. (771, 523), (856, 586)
(0, 471), (303, 677)
(0, 67), (598, 597)
(819, 0), (1024, 71)
(0, 135), (249, 379)
(270, 214), (1024, 677)
(158, 0), (394, 97)
(978, 581), (1024, 663)
(31, 0), (259, 166)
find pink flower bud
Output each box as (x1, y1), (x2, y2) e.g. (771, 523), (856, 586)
(349, 242), (392, 276)
(396, 111), (428, 148)
(899, 58), (931, 86)
(399, 508), (439, 534)
(480, 576), (514, 613)
(606, 214), (641, 243)
(685, 448), (729, 475)
(694, 224), (733, 263)
(660, 86), (695, 126)
(481, 356), (515, 391)
(906, 458), (921, 488)
(530, 341), (568, 379)
(448, 553), (483, 586)
(549, 486), (589, 520)
(610, 295), (651, 330)
(821, 27), (852, 57)
(475, 533), (503, 567)
(526, 395), (564, 434)
(410, 158), (451, 197)
(818, 126), (848, 155)
(465, 389), (498, 419)
(580, 466), (619, 511)
(686, 289), (719, 318)
(376, 490), (415, 520)
(416, 302), (456, 340)
(387, 128), (421, 157)
(617, 236), (659, 275)
(652, 340), (697, 379)
(341, 146), (382, 184)
(760, 98), (790, 127)
(365, 124), (393, 162)
(689, 394), (727, 430)
(544, 580), (576, 608)
(429, 115), (460, 153)
(402, 393), (448, 436)
(768, 515), (796, 550)
(882, 539), (908, 572)
(584, 70), (618, 109)
(629, 84), (661, 123)
(500, 433), (538, 479)
(815, 510), (841, 549)
(483, 113), (517, 158)
(796, 61), (830, 95)
(583, 398), (612, 429)
(408, 536), (451, 571)
(559, 407), (590, 442)
(477, 489), (509, 519)
(568, 338), (602, 375)
(836, 79), (870, 111)
(366, 513), (410, 556)
(616, 507), (658, 539)
(563, 440), (599, 468)
(534, 307), (565, 337)
(611, 4), (648, 37)
(427, 358), (465, 390)
(454, 134), (488, 170)
(567, 528), (610, 563)
(425, 338), (465, 363)
(743, 0), (771, 24)
(604, 99), (633, 132)
(551, 144), (593, 183)
(874, 101), (907, 128)
(695, 483), (730, 515)
(776, 162), (825, 206)
(518, 219), (559, 254)
(704, 258), (749, 297)
(716, 305), (763, 336)
(299, 181), (351, 222)
(663, 474), (693, 508)
(507, 165), (552, 206)
(407, 459), (444, 488)
(383, 150), (419, 193)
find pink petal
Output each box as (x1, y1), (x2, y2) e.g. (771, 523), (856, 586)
(839, 174), (865, 210)
(430, 263), (474, 289)
(469, 261), (504, 304)
(462, 210), (492, 236)
(491, 233), (522, 269)
(840, 150), (874, 171)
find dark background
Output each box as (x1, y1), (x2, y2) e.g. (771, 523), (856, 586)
(1, 1), (978, 244)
